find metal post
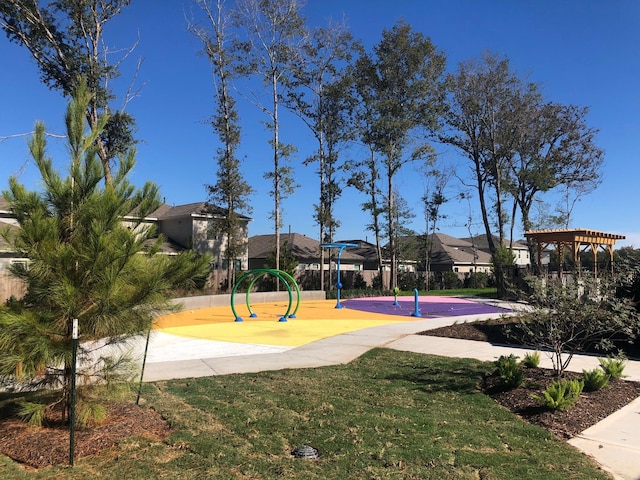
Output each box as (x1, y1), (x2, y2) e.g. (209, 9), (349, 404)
(335, 245), (346, 308)
(69, 318), (78, 466)
(136, 327), (152, 405)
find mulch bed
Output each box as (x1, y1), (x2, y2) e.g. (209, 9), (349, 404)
(423, 320), (640, 439)
(0, 402), (171, 469)
(482, 367), (640, 439)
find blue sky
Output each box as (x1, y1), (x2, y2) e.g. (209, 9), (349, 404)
(1, 1), (639, 247)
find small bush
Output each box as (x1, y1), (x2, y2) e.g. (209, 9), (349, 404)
(582, 368), (610, 392)
(18, 401), (46, 428)
(494, 354), (524, 389)
(599, 356), (626, 379)
(77, 401), (108, 428)
(442, 271), (462, 289)
(535, 379), (584, 411)
(522, 351), (540, 368)
(464, 271), (489, 289)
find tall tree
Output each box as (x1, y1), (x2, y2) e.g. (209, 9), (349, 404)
(443, 52), (525, 255)
(422, 168), (449, 290)
(0, 81), (210, 426)
(352, 21), (446, 289)
(508, 100), (603, 247)
(0, 0), (140, 184)
(285, 20), (357, 290)
(346, 143), (385, 282)
(443, 52), (529, 296)
(190, 0), (253, 292)
(234, 0), (304, 273)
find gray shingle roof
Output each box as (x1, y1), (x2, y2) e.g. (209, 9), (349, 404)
(430, 233), (493, 266)
(336, 239), (379, 260)
(138, 201), (251, 221)
(0, 196), (10, 212)
(250, 234), (364, 262)
(462, 234), (528, 252)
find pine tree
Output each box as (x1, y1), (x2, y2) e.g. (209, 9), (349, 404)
(0, 81), (210, 426)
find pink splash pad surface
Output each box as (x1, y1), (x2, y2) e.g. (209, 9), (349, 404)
(341, 296), (509, 318)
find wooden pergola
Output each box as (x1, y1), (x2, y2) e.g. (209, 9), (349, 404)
(524, 228), (626, 277)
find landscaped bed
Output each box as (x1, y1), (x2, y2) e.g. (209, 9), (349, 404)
(422, 318), (640, 438)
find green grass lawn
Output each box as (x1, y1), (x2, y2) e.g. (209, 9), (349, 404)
(413, 287), (497, 298)
(0, 350), (609, 479)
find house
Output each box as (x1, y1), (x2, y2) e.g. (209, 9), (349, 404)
(464, 234), (531, 267)
(429, 233), (493, 274)
(125, 201), (252, 271)
(340, 238), (418, 273)
(247, 233), (373, 289)
(336, 239), (381, 271)
(0, 197), (27, 300)
(248, 233), (364, 272)
(0, 198), (250, 299)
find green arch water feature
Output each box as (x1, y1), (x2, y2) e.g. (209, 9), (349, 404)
(230, 269), (301, 322)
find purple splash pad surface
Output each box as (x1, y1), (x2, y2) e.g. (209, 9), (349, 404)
(341, 296), (509, 318)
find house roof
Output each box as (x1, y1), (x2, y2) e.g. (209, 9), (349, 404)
(335, 239), (379, 261)
(250, 234), (364, 262)
(142, 236), (187, 255)
(430, 233), (493, 266)
(463, 234), (528, 252)
(0, 196), (10, 212)
(135, 201), (251, 221)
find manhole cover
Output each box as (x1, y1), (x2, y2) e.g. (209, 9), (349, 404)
(291, 445), (319, 459)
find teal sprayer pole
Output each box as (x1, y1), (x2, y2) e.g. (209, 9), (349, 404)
(411, 289), (422, 317)
(320, 243), (358, 309)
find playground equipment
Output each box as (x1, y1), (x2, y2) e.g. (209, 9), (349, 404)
(411, 288), (422, 317)
(230, 269), (301, 322)
(320, 243), (358, 308)
(392, 287), (400, 306)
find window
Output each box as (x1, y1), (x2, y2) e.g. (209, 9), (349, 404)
(206, 220), (220, 241)
(221, 259), (242, 270)
(310, 263), (320, 270)
(9, 259), (28, 271)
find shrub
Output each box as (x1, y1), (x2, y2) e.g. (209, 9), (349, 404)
(508, 273), (640, 376)
(352, 272), (369, 289)
(522, 351), (540, 368)
(599, 356), (627, 379)
(582, 368), (610, 392)
(77, 401), (108, 429)
(494, 354), (524, 389)
(442, 271), (462, 289)
(535, 379), (584, 411)
(464, 271), (489, 289)
(18, 401), (47, 428)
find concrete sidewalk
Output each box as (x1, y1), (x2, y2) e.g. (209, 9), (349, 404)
(141, 311), (640, 480)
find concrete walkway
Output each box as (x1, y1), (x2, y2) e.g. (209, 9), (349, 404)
(141, 309), (640, 480)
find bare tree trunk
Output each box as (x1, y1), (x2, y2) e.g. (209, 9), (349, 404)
(387, 170), (396, 290)
(272, 72), (281, 280)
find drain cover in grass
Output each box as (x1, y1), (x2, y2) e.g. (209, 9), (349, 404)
(291, 445), (319, 459)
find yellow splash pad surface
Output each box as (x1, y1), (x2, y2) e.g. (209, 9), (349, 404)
(155, 300), (418, 347)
